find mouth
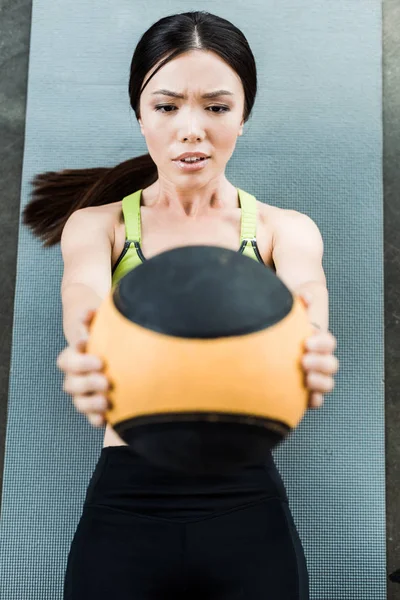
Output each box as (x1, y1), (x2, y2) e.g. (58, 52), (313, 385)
(173, 156), (210, 163)
(173, 156), (211, 171)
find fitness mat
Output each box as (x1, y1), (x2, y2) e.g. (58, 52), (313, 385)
(0, 1), (385, 598)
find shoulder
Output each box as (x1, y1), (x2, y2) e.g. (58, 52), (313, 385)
(255, 201), (324, 255)
(271, 207), (324, 252)
(80, 202), (123, 218)
(72, 202), (122, 246)
(255, 198), (279, 219)
(256, 198), (288, 232)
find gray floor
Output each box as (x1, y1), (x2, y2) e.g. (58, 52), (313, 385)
(0, 0), (398, 596)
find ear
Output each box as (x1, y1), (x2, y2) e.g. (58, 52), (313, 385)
(138, 118), (144, 136)
(238, 121), (244, 136)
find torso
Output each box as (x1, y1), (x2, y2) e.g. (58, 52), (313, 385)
(93, 184), (284, 449)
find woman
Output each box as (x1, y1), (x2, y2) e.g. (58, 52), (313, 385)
(24, 11), (338, 599)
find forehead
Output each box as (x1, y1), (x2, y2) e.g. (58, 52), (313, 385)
(142, 50), (243, 96)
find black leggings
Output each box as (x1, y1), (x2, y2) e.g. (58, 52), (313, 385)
(64, 446), (309, 599)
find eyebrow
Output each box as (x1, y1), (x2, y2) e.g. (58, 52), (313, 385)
(151, 89), (234, 99)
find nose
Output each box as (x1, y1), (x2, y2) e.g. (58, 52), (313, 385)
(178, 108), (206, 143)
(182, 133), (203, 142)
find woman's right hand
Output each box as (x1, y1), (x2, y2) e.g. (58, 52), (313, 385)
(56, 309), (112, 428)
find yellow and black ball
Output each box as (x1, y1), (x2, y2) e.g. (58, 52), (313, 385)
(87, 245), (313, 474)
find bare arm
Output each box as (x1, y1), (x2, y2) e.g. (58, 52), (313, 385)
(60, 208), (113, 347)
(272, 210), (328, 332)
(61, 283), (104, 346)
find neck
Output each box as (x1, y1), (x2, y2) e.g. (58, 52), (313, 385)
(143, 177), (239, 218)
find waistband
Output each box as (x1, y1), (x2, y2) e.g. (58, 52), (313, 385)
(84, 445), (289, 521)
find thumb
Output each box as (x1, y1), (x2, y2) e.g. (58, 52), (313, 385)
(82, 308), (97, 325)
(298, 291), (313, 307)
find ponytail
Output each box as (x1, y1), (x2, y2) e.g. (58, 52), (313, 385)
(23, 153), (158, 247)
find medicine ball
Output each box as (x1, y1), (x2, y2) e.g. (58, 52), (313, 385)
(87, 245), (313, 474)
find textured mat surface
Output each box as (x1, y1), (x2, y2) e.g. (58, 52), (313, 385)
(0, 1), (385, 598)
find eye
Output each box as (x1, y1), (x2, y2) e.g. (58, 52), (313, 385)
(208, 106), (230, 114)
(154, 105), (230, 114)
(154, 105), (176, 113)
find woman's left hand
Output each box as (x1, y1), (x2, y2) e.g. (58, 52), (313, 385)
(299, 294), (339, 409)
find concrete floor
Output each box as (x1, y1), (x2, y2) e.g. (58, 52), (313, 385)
(0, 0), (398, 597)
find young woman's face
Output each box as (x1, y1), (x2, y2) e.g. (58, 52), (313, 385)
(138, 50), (245, 187)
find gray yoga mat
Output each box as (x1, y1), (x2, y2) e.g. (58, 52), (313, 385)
(0, 1), (385, 598)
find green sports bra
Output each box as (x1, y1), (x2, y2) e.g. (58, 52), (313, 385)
(111, 187), (265, 288)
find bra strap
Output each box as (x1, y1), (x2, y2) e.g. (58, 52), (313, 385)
(121, 189), (142, 243)
(238, 188), (257, 242)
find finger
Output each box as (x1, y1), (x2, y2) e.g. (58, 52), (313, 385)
(56, 348), (68, 370)
(74, 394), (109, 415)
(58, 349), (103, 375)
(306, 372), (335, 394)
(309, 393), (324, 409)
(63, 373), (110, 395)
(302, 354), (339, 375)
(87, 413), (106, 428)
(306, 333), (337, 354)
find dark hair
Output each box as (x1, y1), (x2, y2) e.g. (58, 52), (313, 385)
(23, 11), (257, 247)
